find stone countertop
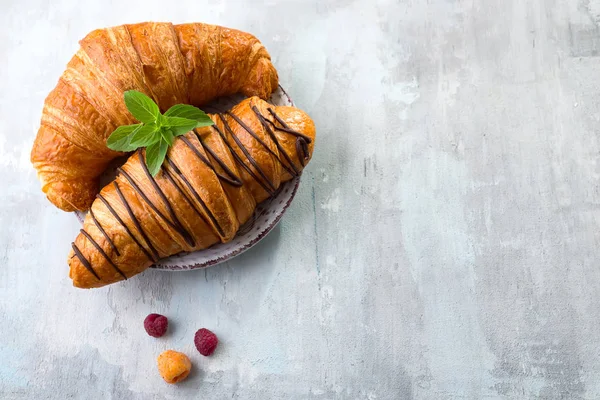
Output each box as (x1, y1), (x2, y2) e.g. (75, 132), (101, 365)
(2, 0), (600, 399)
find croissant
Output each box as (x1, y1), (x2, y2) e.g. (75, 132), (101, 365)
(68, 97), (315, 288)
(31, 22), (278, 212)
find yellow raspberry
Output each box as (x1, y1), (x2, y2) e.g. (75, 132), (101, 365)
(157, 350), (192, 384)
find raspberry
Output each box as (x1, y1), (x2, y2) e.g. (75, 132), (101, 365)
(157, 350), (192, 384)
(194, 328), (218, 356)
(144, 314), (168, 337)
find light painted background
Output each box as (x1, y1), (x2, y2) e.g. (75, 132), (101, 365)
(2, 0), (600, 398)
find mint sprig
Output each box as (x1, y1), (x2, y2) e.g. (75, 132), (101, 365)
(106, 90), (214, 176)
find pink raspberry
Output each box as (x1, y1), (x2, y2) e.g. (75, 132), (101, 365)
(194, 328), (218, 356)
(144, 313), (168, 338)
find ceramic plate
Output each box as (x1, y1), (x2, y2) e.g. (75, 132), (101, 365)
(76, 86), (301, 271)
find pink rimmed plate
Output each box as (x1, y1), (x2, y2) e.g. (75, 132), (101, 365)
(75, 86), (301, 271)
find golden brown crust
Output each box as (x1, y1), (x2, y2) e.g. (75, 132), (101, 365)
(68, 97), (315, 289)
(31, 22), (279, 211)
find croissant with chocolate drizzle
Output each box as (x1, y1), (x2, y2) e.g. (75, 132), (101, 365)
(68, 97), (315, 288)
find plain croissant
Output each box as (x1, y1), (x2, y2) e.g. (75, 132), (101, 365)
(68, 97), (315, 288)
(31, 22), (278, 212)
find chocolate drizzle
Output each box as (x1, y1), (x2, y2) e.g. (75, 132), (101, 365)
(164, 156), (226, 238)
(296, 138), (309, 167)
(113, 181), (160, 261)
(251, 105), (299, 176)
(117, 155), (195, 247)
(97, 192), (155, 262)
(162, 166), (208, 224)
(266, 107), (311, 166)
(76, 103), (311, 281)
(197, 134), (243, 186)
(80, 229), (127, 280)
(137, 153), (197, 248)
(267, 108), (312, 142)
(217, 114), (277, 195)
(71, 242), (100, 280)
(180, 134), (243, 187)
(228, 109), (298, 178)
(89, 208), (120, 256)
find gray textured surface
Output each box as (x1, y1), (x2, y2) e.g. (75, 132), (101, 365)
(2, 0), (600, 399)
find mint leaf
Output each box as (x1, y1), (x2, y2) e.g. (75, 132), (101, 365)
(106, 124), (142, 151)
(161, 128), (175, 145)
(155, 112), (167, 128)
(108, 92), (217, 170)
(128, 124), (160, 148)
(165, 117), (200, 137)
(145, 139), (169, 176)
(165, 104), (212, 122)
(124, 90), (160, 123)
(193, 118), (215, 128)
